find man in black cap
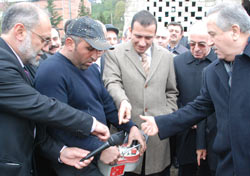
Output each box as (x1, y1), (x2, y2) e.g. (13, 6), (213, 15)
(105, 24), (119, 46)
(35, 16), (146, 176)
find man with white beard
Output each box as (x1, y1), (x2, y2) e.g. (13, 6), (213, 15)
(0, 2), (110, 176)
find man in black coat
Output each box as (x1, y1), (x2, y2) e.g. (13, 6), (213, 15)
(140, 3), (250, 176)
(174, 21), (217, 176)
(0, 2), (110, 176)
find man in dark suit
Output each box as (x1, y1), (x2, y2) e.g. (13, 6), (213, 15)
(140, 3), (250, 176)
(0, 2), (110, 176)
(174, 21), (217, 176)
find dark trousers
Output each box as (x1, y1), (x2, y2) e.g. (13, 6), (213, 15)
(178, 160), (212, 176)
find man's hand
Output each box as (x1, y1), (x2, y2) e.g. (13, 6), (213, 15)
(118, 100), (132, 125)
(196, 149), (207, 166)
(127, 126), (146, 156)
(100, 146), (120, 165)
(140, 115), (159, 136)
(92, 120), (110, 141)
(60, 147), (93, 169)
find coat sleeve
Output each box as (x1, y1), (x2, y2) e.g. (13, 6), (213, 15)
(156, 69), (215, 140)
(196, 119), (207, 150)
(103, 49), (130, 108)
(165, 53), (178, 112)
(0, 51), (93, 137)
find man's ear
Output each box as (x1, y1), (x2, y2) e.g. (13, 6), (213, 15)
(13, 23), (27, 41)
(231, 24), (240, 41)
(64, 37), (76, 51)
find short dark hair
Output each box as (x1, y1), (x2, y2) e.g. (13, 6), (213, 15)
(167, 22), (184, 34)
(131, 10), (157, 33)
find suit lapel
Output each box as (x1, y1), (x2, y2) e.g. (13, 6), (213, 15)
(214, 60), (230, 93)
(0, 37), (33, 86)
(124, 42), (147, 78)
(146, 44), (162, 81)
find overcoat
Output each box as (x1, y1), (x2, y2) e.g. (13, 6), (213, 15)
(156, 38), (250, 176)
(103, 41), (178, 174)
(174, 50), (217, 167)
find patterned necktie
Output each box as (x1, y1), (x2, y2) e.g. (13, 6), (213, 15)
(224, 61), (233, 87)
(141, 53), (150, 76)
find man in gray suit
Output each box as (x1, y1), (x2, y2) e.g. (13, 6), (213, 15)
(103, 10), (178, 176)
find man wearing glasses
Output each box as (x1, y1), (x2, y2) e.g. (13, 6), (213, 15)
(173, 21), (217, 176)
(0, 2), (110, 176)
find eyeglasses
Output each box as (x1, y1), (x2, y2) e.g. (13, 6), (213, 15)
(30, 30), (51, 46)
(189, 42), (207, 48)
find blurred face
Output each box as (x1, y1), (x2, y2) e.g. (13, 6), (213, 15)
(207, 14), (236, 61)
(131, 21), (156, 54)
(106, 30), (118, 46)
(49, 28), (62, 54)
(155, 35), (168, 48)
(72, 39), (98, 70)
(189, 33), (211, 59)
(168, 25), (183, 44)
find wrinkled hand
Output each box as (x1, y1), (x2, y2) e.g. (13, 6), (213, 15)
(196, 149), (207, 166)
(92, 120), (110, 141)
(100, 146), (120, 165)
(118, 100), (132, 125)
(127, 126), (147, 156)
(60, 147), (93, 169)
(140, 115), (159, 136)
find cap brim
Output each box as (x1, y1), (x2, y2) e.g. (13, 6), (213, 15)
(85, 38), (114, 50)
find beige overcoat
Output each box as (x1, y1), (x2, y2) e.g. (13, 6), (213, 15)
(103, 41), (178, 175)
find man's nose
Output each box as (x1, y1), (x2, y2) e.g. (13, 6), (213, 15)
(139, 38), (146, 46)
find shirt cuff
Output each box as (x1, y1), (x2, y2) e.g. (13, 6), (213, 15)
(90, 116), (96, 133)
(58, 145), (68, 163)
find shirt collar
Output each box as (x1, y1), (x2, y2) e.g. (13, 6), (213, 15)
(6, 42), (24, 68)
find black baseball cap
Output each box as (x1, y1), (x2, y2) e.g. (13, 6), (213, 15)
(105, 24), (119, 36)
(66, 16), (113, 50)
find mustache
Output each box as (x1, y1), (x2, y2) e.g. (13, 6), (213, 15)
(49, 45), (60, 50)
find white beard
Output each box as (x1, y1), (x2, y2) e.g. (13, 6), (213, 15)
(18, 31), (38, 66)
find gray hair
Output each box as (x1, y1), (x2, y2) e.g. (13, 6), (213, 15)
(207, 3), (250, 33)
(1, 2), (47, 34)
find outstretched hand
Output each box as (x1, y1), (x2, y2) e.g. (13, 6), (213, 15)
(140, 115), (159, 136)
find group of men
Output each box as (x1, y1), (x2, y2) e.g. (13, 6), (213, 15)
(1, 1), (250, 176)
